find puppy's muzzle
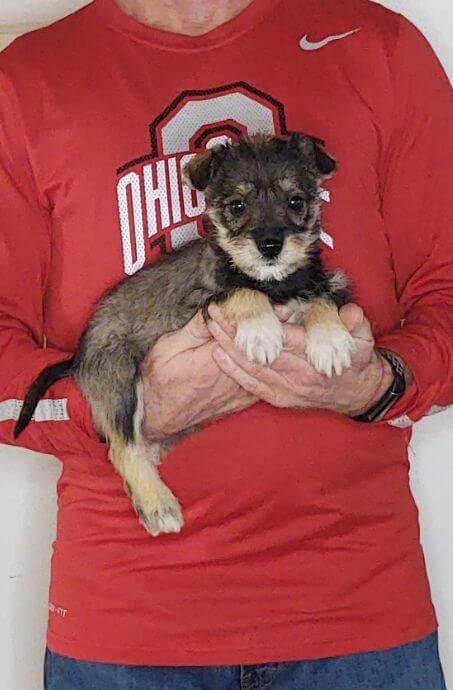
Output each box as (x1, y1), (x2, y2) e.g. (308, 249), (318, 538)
(256, 230), (284, 259)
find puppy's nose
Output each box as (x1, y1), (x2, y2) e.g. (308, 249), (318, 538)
(257, 235), (284, 259)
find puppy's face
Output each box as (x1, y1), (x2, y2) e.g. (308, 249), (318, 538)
(184, 134), (336, 282)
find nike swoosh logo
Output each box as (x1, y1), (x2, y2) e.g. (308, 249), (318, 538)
(299, 28), (360, 51)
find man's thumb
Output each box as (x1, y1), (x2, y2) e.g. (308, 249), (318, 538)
(339, 303), (374, 342)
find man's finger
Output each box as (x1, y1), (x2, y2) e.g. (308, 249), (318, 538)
(339, 303), (374, 342)
(339, 303), (363, 331)
(212, 347), (270, 398)
(274, 305), (294, 322)
(282, 323), (306, 356)
(208, 304), (236, 337)
(208, 319), (264, 376)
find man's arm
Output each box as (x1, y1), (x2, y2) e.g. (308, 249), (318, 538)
(374, 14), (453, 423)
(0, 61), (99, 455)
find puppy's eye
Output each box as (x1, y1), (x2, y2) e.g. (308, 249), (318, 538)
(229, 199), (246, 216)
(288, 195), (305, 212)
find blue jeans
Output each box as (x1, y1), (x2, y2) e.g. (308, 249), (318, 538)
(45, 633), (446, 690)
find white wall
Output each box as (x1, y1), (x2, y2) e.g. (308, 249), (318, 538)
(0, 1), (452, 688)
(0, 0), (90, 31)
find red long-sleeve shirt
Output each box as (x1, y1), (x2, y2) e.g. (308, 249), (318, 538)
(0, 0), (452, 666)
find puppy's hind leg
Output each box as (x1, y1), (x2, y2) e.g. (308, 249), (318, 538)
(108, 381), (183, 537)
(110, 436), (183, 537)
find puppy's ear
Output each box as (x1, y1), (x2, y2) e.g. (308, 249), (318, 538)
(183, 144), (228, 191)
(312, 138), (337, 177)
(290, 133), (337, 178)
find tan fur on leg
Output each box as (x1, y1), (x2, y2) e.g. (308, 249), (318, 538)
(108, 436), (183, 536)
(222, 288), (273, 322)
(302, 298), (356, 377)
(303, 298), (344, 331)
(222, 288), (284, 365)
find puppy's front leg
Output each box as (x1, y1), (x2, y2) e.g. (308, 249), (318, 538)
(220, 288), (284, 365)
(300, 298), (356, 377)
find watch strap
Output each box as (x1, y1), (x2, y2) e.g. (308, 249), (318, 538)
(352, 349), (406, 423)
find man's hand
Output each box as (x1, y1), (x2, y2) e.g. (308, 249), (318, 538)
(142, 311), (257, 439)
(207, 304), (393, 416)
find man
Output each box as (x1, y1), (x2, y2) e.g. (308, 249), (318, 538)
(0, 0), (451, 687)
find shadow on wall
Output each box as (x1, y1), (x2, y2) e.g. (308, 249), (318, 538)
(0, 34), (17, 50)
(0, 446), (60, 690)
(410, 411), (453, 688)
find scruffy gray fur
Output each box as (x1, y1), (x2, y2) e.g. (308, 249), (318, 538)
(76, 240), (218, 440)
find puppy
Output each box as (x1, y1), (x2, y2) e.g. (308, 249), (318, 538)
(15, 133), (354, 537)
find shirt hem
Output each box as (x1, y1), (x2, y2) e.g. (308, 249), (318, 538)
(47, 620), (438, 667)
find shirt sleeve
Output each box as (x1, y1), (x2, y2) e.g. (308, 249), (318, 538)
(375, 15), (453, 424)
(0, 60), (100, 457)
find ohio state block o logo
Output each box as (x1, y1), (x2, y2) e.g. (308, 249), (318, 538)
(116, 83), (289, 275)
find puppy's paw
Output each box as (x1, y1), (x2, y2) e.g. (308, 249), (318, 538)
(133, 485), (184, 537)
(306, 323), (356, 377)
(235, 312), (284, 365)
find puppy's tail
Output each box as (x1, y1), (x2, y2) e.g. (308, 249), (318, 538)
(14, 358), (75, 438)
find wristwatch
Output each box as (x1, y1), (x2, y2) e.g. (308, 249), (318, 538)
(352, 349), (407, 423)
